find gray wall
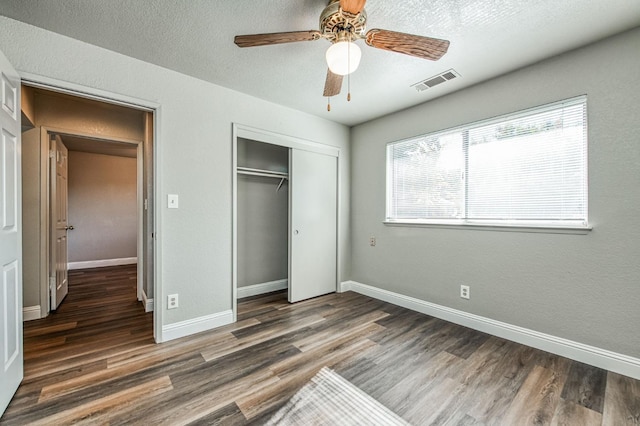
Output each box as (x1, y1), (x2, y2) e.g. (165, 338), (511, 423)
(237, 139), (289, 288)
(350, 27), (640, 359)
(68, 151), (137, 263)
(0, 16), (351, 332)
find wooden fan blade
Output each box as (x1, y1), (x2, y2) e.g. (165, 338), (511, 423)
(323, 69), (343, 97)
(234, 30), (322, 47)
(365, 29), (450, 61)
(340, 0), (366, 14)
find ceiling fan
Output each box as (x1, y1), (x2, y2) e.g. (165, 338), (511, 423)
(234, 0), (450, 109)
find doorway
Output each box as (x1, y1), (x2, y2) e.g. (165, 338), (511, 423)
(21, 85), (155, 329)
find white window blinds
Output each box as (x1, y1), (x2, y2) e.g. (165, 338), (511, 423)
(386, 96), (588, 228)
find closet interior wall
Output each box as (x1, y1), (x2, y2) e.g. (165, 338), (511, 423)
(236, 138), (289, 294)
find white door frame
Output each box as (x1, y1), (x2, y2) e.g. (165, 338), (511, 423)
(20, 72), (162, 343)
(231, 123), (341, 321)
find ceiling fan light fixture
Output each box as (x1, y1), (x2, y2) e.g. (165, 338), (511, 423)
(326, 41), (361, 76)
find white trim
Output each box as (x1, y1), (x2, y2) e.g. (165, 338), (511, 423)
(152, 106), (162, 343)
(234, 124), (340, 157)
(237, 279), (288, 299)
(231, 125), (238, 323)
(340, 280), (640, 380)
(141, 289), (154, 313)
(161, 310), (233, 342)
(23, 306), (41, 322)
(68, 257), (137, 270)
(20, 72), (157, 111)
(136, 143), (144, 302)
(383, 221), (592, 235)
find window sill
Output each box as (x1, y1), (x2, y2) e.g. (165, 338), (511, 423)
(383, 220), (592, 235)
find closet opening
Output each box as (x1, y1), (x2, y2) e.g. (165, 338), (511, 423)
(232, 124), (340, 321)
(236, 139), (290, 299)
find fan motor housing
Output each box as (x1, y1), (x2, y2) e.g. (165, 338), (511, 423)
(320, 0), (367, 42)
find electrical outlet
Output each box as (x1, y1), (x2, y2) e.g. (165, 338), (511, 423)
(460, 285), (470, 300)
(369, 236), (376, 246)
(168, 294), (179, 309)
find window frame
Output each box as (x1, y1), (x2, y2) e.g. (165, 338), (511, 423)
(385, 96), (591, 234)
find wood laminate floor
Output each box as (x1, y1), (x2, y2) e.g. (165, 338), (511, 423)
(2, 265), (639, 425)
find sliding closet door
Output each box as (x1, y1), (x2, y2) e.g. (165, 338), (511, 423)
(289, 148), (337, 303)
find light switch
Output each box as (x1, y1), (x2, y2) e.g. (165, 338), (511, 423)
(167, 194), (179, 209)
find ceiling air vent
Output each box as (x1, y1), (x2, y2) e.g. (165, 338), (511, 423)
(412, 69), (460, 92)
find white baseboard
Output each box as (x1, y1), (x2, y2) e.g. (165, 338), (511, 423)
(23, 305), (41, 321)
(141, 289), (154, 313)
(161, 310), (233, 342)
(237, 279), (288, 299)
(341, 280), (640, 380)
(68, 257), (137, 270)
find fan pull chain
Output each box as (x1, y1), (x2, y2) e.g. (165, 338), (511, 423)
(347, 40), (352, 102)
(327, 97), (331, 112)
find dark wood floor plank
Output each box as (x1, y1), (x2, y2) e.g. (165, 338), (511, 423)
(38, 350), (205, 404)
(14, 376), (172, 425)
(292, 310), (388, 352)
(501, 364), (567, 425)
(403, 376), (462, 425)
(23, 334), (156, 380)
(236, 338), (378, 420)
(561, 361), (607, 413)
(552, 399), (603, 425)
(186, 402), (247, 426)
(270, 323), (383, 379)
(113, 367), (280, 425)
(602, 372), (640, 425)
(3, 266), (640, 425)
(201, 314), (327, 362)
(464, 339), (538, 423)
(377, 350), (463, 420)
(445, 326), (491, 359)
(23, 321), (78, 338)
(355, 320), (461, 397)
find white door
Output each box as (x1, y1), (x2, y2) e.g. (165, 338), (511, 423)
(0, 49), (23, 416)
(289, 148), (337, 303)
(50, 135), (69, 310)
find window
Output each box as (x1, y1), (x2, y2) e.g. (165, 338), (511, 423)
(386, 96), (588, 230)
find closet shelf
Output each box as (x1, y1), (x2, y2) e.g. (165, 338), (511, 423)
(237, 166), (288, 179)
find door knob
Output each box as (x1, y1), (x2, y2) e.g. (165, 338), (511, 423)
(65, 225), (74, 230)
(294, 230), (299, 235)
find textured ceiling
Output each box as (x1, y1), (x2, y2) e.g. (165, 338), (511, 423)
(1, 0), (639, 126)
